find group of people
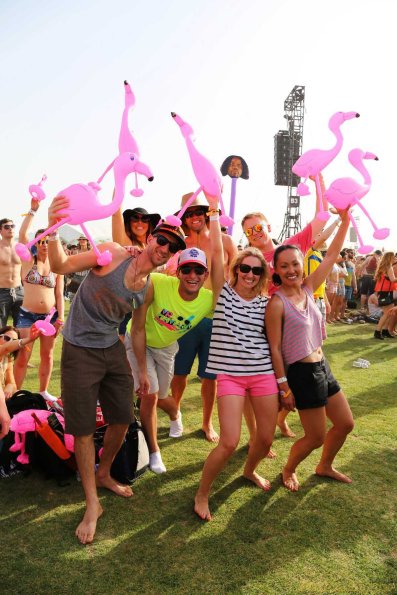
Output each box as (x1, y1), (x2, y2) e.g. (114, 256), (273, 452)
(0, 178), (394, 545)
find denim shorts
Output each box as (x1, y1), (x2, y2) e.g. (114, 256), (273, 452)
(173, 317), (216, 380)
(16, 307), (58, 328)
(287, 358), (340, 410)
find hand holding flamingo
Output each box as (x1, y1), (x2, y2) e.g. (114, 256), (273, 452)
(324, 149), (389, 254)
(292, 111), (360, 221)
(15, 152), (153, 266)
(167, 112), (233, 227)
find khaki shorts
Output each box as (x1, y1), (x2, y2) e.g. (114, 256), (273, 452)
(61, 339), (134, 436)
(125, 332), (179, 398)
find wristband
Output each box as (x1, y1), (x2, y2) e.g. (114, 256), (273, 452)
(18, 339), (23, 348)
(56, 319), (64, 325)
(209, 214), (220, 221)
(48, 232), (60, 241)
(276, 376), (287, 384)
(28, 209), (37, 216)
(279, 389), (292, 399)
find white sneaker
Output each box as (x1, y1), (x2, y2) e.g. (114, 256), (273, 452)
(149, 451), (166, 474)
(169, 411), (183, 438)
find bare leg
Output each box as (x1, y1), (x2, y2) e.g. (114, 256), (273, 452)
(170, 374), (188, 409)
(201, 378), (218, 442)
(282, 408), (327, 492)
(245, 399), (276, 457)
(13, 327), (32, 389)
(157, 395), (179, 420)
(243, 394), (279, 490)
(277, 409), (296, 438)
(38, 334), (56, 392)
(140, 392), (159, 453)
(96, 424), (133, 496)
(315, 391), (354, 483)
(194, 395), (244, 520)
(74, 434), (103, 545)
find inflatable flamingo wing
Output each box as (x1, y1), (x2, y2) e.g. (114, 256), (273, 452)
(168, 112), (233, 227)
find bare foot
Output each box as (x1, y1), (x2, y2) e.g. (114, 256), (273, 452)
(194, 493), (212, 521)
(266, 448), (277, 459)
(278, 423), (296, 438)
(75, 502), (103, 545)
(315, 465), (352, 484)
(281, 468), (299, 491)
(243, 471), (271, 491)
(202, 426), (219, 443)
(96, 474), (133, 497)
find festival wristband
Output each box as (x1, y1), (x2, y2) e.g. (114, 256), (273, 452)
(279, 389), (292, 399)
(56, 319), (64, 325)
(209, 214), (220, 221)
(48, 232), (60, 241)
(276, 376), (288, 384)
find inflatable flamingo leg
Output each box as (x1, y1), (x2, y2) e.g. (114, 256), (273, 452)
(373, 228), (390, 240)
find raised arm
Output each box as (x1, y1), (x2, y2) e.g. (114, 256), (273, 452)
(309, 173), (330, 237)
(19, 197), (40, 245)
(111, 189), (130, 245)
(304, 207), (350, 293)
(207, 196), (226, 306)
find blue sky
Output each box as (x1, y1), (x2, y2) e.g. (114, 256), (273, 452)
(1, 0), (396, 248)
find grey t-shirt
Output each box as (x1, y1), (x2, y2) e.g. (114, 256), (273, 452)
(62, 256), (149, 348)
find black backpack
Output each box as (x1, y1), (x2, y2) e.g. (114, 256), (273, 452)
(94, 419), (150, 484)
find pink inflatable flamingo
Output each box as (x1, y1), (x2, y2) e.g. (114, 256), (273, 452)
(118, 80), (154, 198)
(34, 307), (56, 336)
(15, 152), (153, 266)
(29, 174), (47, 201)
(325, 149), (389, 254)
(292, 111), (360, 221)
(167, 113), (233, 227)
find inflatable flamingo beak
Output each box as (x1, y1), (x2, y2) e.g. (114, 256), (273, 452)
(171, 112), (183, 126)
(364, 153), (379, 161)
(135, 159), (154, 181)
(344, 112), (360, 120)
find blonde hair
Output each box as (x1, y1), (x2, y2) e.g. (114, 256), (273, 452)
(375, 252), (395, 280)
(229, 247), (269, 296)
(241, 212), (268, 229)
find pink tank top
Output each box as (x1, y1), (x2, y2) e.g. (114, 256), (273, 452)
(275, 286), (326, 366)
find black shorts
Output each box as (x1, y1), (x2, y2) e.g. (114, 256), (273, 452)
(287, 358), (340, 410)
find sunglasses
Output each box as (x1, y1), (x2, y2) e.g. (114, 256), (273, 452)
(184, 208), (207, 218)
(154, 234), (180, 254)
(179, 265), (206, 276)
(130, 214), (150, 223)
(0, 334), (13, 342)
(2, 224), (15, 230)
(244, 223), (266, 237)
(239, 264), (264, 275)
(38, 239), (49, 245)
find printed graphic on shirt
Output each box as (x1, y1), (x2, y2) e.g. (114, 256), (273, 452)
(155, 309), (195, 332)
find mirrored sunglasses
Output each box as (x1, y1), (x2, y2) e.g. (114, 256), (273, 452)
(3, 224), (15, 230)
(154, 234), (180, 254)
(244, 223), (265, 237)
(239, 264), (264, 275)
(179, 265), (206, 276)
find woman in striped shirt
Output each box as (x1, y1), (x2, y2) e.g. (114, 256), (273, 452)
(194, 203), (279, 521)
(265, 208), (354, 492)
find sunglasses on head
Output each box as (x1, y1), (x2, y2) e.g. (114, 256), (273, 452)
(244, 223), (266, 237)
(239, 264), (264, 275)
(38, 239), (49, 245)
(2, 224), (15, 230)
(184, 208), (207, 218)
(179, 265), (206, 276)
(0, 334), (13, 342)
(154, 234), (180, 254)
(130, 214), (150, 223)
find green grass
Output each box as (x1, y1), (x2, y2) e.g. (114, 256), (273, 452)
(1, 322), (396, 594)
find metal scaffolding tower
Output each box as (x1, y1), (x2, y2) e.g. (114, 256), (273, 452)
(274, 85), (305, 242)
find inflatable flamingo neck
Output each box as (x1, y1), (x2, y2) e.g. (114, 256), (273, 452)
(349, 150), (373, 187)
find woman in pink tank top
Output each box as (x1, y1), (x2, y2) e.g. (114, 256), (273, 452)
(266, 208), (355, 492)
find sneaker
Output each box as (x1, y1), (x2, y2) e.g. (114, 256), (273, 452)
(382, 330), (395, 338)
(149, 451), (166, 474)
(169, 411), (183, 438)
(374, 330), (384, 340)
(356, 358), (370, 366)
(353, 360), (369, 368)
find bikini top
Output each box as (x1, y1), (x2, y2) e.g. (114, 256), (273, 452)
(24, 258), (56, 289)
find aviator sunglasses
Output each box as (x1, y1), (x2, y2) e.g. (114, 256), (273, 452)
(154, 234), (180, 254)
(179, 265), (206, 276)
(2, 224), (16, 230)
(130, 214), (151, 223)
(239, 263), (264, 275)
(0, 334), (13, 342)
(38, 239), (49, 245)
(184, 208), (207, 218)
(244, 223), (266, 237)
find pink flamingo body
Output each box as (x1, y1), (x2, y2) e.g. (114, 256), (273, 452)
(167, 112), (233, 227)
(15, 152), (153, 266)
(29, 174), (47, 201)
(325, 149), (389, 254)
(118, 80), (153, 197)
(34, 306), (56, 336)
(292, 111), (360, 221)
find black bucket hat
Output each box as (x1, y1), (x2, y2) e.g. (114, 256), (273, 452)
(123, 207), (161, 229)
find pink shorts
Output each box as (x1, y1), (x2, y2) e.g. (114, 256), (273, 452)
(217, 373), (278, 398)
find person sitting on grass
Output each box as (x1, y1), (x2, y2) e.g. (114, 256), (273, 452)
(265, 206), (354, 492)
(373, 252), (397, 340)
(0, 325), (39, 398)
